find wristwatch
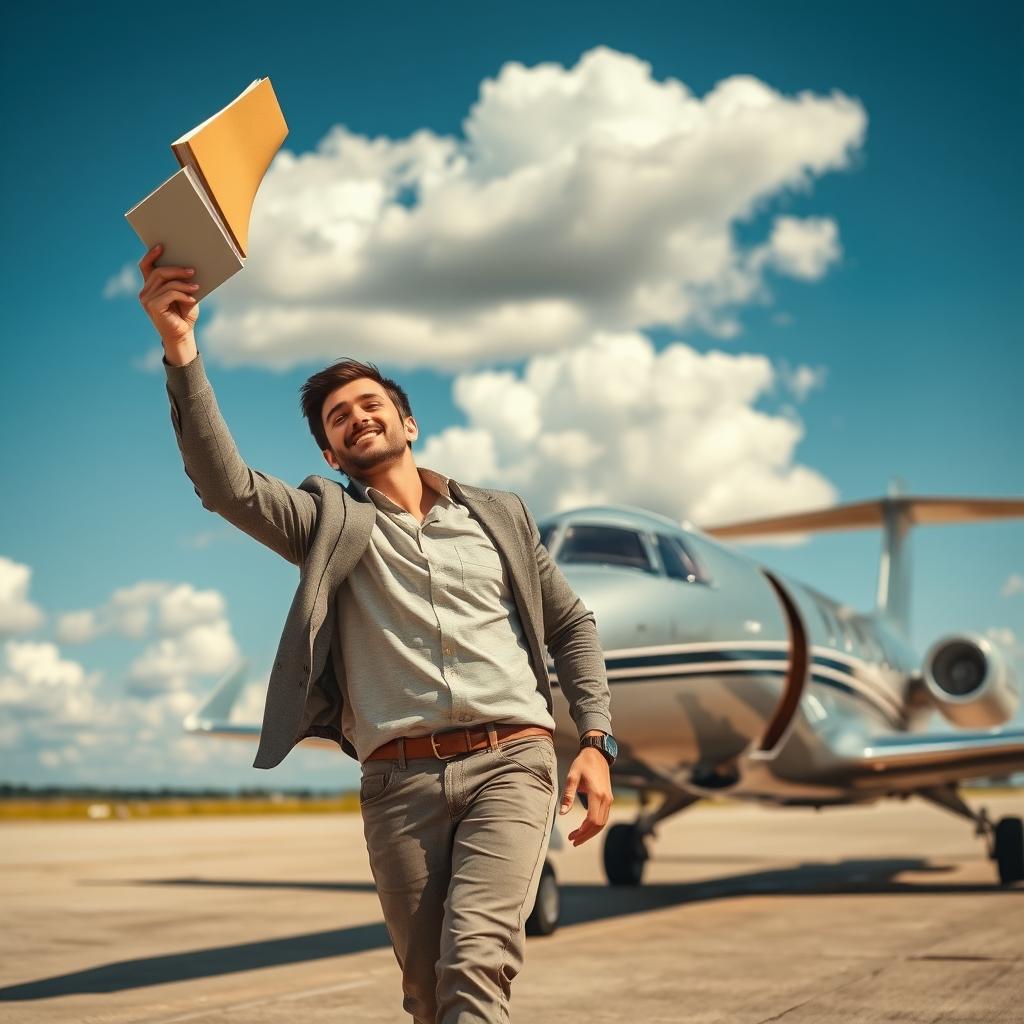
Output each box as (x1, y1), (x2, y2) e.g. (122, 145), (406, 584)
(580, 732), (618, 766)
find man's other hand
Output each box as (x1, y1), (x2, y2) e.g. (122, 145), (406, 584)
(560, 742), (613, 847)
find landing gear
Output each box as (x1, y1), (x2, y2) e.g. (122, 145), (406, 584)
(603, 822), (649, 885)
(994, 817), (1024, 885)
(916, 785), (1023, 886)
(600, 788), (701, 886)
(525, 860), (560, 935)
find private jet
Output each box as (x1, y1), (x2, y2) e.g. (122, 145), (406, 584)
(184, 487), (1024, 934)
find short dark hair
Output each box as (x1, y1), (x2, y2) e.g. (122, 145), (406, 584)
(299, 358), (414, 453)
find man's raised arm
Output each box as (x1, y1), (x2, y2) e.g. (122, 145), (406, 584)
(138, 243), (317, 566)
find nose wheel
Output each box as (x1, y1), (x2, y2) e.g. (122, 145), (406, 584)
(603, 822), (650, 885)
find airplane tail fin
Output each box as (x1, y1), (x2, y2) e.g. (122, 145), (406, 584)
(183, 659), (249, 734)
(702, 483), (1024, 635)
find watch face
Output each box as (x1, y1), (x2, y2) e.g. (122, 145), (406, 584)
(604, 735), (618, 758)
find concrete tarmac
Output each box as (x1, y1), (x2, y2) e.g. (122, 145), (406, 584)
(1, 794), (1022, 1023)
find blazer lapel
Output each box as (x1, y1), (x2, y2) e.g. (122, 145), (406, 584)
(335, 480), (376, 573)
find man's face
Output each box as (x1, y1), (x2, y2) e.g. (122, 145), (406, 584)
(320, 377), (417, 478)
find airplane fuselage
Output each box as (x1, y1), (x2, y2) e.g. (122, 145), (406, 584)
(539, 510), (932, 805)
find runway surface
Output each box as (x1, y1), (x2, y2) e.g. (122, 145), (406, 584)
(2, 793), (1022, 1023)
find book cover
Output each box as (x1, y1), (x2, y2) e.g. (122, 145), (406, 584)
(171, 77), (288, 257)
(124, 165), (244, 303)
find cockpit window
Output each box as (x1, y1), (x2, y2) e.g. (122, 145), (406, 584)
(656, 534), (700, 582)
(558, 525), (654, 572)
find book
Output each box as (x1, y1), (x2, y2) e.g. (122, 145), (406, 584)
(125, 166), (244, 303)
(124, 77), (288, 302)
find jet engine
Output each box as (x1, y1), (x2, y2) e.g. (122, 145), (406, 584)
(922, 633), (1019, 728)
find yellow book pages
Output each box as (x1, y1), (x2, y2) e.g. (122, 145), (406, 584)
(171, 78), (288, 257)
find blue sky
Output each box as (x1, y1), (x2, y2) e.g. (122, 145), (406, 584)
(1, 0), (1021, 791)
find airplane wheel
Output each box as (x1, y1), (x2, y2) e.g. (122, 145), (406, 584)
(994, 817), (1024, 885)
(525, 860), (559, 936)
(604, 822), (648, 886)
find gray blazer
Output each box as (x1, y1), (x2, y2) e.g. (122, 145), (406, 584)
(163, 352), (613, 769)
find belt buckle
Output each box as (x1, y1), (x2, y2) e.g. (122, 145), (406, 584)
(429, 728), (468, 760)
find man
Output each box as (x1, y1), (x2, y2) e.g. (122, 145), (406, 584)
(137, 243), (617, 1023)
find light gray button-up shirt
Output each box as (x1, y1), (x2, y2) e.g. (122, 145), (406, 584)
(330, 464), (556, 762)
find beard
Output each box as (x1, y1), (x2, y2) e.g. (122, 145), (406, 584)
(333, 422), (408, 477)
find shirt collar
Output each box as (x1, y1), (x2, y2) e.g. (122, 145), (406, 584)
(349, 465), (455, 512)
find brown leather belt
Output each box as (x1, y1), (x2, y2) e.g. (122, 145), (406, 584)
(363, 722), (553, 762)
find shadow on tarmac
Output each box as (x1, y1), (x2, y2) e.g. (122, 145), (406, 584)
(3, 856), (1020, 1000)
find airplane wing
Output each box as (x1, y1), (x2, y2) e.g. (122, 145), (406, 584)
(849, 728), (1024, 790)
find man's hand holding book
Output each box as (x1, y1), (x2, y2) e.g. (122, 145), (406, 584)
(138, 242), (199, 367)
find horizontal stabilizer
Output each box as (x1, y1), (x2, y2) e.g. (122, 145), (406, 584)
(702, 494), (1024, 633)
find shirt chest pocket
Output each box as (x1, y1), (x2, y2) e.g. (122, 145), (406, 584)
(456, 540), (505, 586)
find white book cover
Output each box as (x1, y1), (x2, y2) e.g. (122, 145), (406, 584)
(124, 165), (244, 302)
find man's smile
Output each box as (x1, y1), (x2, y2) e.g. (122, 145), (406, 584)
(351, 427), (382, 445)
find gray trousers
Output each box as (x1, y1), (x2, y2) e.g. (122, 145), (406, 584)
(359, 727), (559, 1024)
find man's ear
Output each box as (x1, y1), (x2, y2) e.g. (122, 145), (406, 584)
(321, 448), (340, 471)
(404, 416), (419, 443)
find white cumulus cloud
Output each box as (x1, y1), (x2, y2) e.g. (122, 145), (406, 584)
(128, 619), (239, 695)
(5, 579), (250, 781)
(56, 581), (240, 694)
(416, 330), (837, 526)
(0, 640), (99, 723)
(112, 46), (865, 372)
(752, 215), (841, 281)
(156, 583), (227, 635)
(57, 581), (173, 644)
(776, 359), (828, 402)
(102, 263), (136, 299)
(0, 556), (46, 636)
